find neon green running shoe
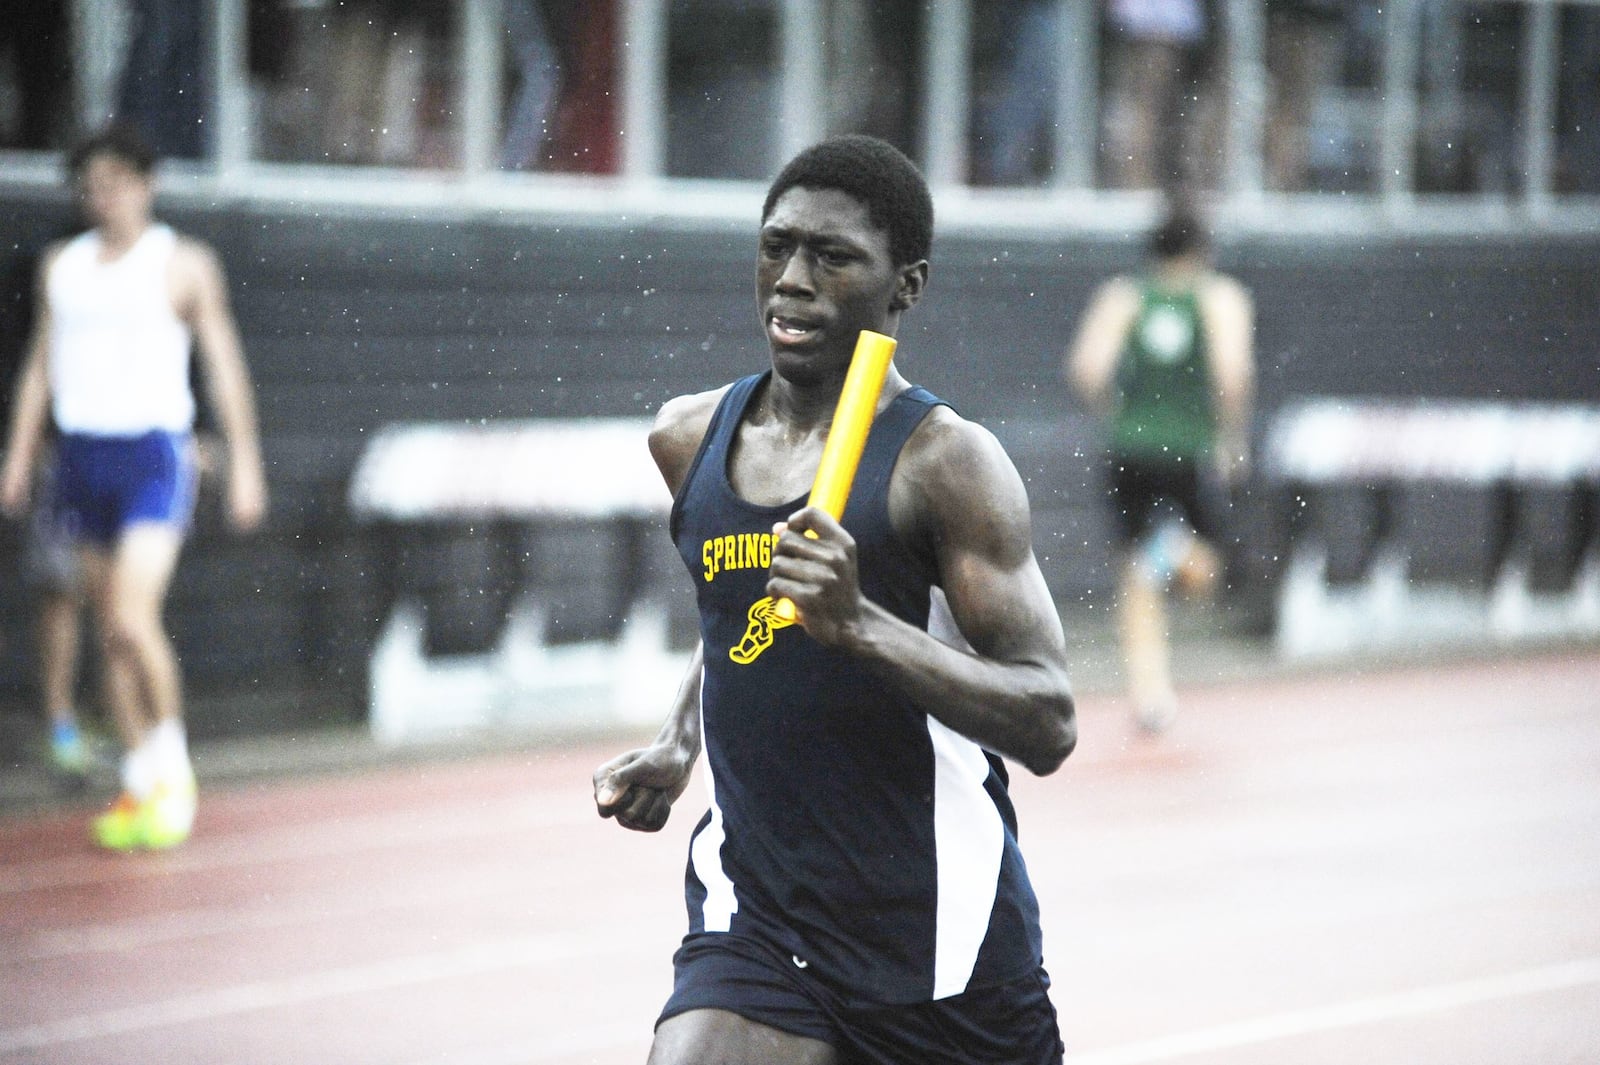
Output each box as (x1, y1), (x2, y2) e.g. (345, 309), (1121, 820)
(91, 793), (146, 852)
(90, 775), (197, 851)
(139, 775), (197, 850)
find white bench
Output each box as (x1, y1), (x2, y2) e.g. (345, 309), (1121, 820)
(349, 417), (671, 522)
(1264, 400), (1600, 658)
(349, 419), (688, 744)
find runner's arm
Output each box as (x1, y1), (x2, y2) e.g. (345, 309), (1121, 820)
(771, 411), (1076, 776)
(0, 256), (58, 517)
(1201, 274), (1256, 482)
(593, 641), (704, 832)
(1064, 277), (1138, 416)
(592, 390), (723, 830)
(180, 241), (267, 531)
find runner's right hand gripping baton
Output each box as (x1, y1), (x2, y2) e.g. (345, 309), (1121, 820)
(773, 330), (898, 622)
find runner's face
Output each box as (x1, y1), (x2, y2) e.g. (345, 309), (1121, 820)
(757, 187), (901, 384)
(76, 155), (155, 235)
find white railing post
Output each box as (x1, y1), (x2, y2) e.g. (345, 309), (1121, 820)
(459, 0), (503, 179)
(1379, 0), (1421, 216)
(213, 0), (251, 179)
(1224, 0), (1267, 201)
(778, 0), (826, 167)
(620, 0), (667, 182)
(923, 0), (972, 188)
(1054, 0), (1099, 190)
(1522, 0), (1560, 217)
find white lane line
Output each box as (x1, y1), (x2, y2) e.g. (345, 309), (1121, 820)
(0, 925), (648, 1055)
(1063, 958), (1600, 1065)
(0, 790), (595, 895)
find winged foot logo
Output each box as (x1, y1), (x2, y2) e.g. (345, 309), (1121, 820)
(729, 596), (796, 664)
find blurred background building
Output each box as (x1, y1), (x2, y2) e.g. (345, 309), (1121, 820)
(1, 0), (1596, 741)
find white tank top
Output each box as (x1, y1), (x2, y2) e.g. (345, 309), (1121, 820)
(47, 223), (195, 435)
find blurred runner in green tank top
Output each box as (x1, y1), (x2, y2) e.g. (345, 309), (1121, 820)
(1064, 202), (1255, 732)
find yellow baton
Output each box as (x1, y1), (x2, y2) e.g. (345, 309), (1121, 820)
(773, 329), (898, 621)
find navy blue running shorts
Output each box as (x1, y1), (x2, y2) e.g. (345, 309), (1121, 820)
(659, 933), (1064, 1065)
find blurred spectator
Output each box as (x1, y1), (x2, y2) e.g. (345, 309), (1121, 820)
(539, 0), (618, 174)
(320, 0), (398, 164)
(1101, 0), (1210, 192)
(251, 0), (612, 172)
(662, 0), (917, 179)
(973, 0), (1061, 186)
(248, 0), (313, 162)
(823, 0), (921, 158)
(666, 0), (778, 179)
(324, 1), (446, 166)
(118, 0), (210, 159)
(1263, 0), (1345, 192)
(1415, 0), (1519, 194)
(251, 0), (454, 167)
(823, 0), (881, 138)
(0, 0), (72, 150)
(499, 0), (561, 170)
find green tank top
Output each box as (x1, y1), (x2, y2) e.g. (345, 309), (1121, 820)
(1109, 280), (1216, 460)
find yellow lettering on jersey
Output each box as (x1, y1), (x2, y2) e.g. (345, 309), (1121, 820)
(700, 531), (779, 583)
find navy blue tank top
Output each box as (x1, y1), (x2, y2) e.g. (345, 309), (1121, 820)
(669, 371), (1045, 1004)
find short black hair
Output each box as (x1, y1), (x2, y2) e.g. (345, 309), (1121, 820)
(762, 134), (934, 267)
(1148, 205), (1209, 260)
(67, 125), (157, 181)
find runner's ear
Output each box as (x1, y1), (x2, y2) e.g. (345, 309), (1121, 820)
(891, 261), (927, 312)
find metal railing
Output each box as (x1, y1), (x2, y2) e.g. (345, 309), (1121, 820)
(1, 0), (1595, 238)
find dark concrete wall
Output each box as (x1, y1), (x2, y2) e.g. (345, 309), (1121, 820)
(2, 192), (1596, 732)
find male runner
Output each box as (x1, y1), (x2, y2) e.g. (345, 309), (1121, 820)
(22, 456), (91, 782)
(593, 134), (1076, 1064)
(1, 125), (268, 849)
(1064, 203), (1254, 731)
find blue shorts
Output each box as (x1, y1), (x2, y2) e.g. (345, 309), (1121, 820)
(53, 431), (197, 546)
(659, 933), (1064, 1065)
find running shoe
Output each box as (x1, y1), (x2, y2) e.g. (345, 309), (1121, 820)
(1140, 520), (1190, 586)
(89, 774), (198, 851)
(1134, 698), (1178, 734)
(139, 774), (198, 850)
(91, 793), (146, 851)
(50, 730), (90, 778)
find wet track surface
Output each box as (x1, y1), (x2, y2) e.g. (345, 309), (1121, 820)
(3, 649), (1598, 1064)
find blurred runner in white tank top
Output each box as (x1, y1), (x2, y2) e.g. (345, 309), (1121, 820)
(1, 126), (269, 851)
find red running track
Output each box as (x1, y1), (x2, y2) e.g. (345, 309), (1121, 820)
(2, 649), (1598, 1064)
